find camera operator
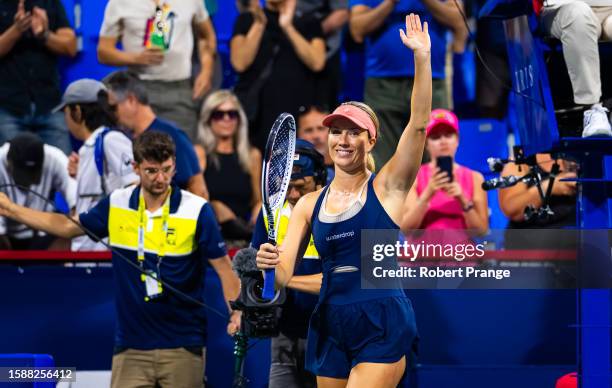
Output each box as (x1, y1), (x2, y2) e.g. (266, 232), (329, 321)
(251, 139), (325, 388)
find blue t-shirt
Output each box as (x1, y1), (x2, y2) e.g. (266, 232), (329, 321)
(79, 185), (227, 349)
(349, 0), (448, 78)
(146, 118), (201, 189)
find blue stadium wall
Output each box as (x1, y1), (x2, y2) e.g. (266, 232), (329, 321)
(0, 264), (576, 387)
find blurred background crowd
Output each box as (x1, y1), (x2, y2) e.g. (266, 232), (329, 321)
(1, 0), (611, 250)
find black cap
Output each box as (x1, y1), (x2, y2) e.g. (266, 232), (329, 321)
(7, 133), (44, 187)
(293, 139), (327, 185)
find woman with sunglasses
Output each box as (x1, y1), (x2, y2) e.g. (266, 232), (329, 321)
(194, 90), (262, 241)
(257, 14), (430, 387)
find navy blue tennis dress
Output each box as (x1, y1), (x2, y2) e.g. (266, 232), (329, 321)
(306, 173), (418, 378)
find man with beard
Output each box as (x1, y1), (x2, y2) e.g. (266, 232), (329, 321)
(0, 131), (240, 388)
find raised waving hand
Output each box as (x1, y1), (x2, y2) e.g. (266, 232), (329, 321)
(399, 13), (430, 55)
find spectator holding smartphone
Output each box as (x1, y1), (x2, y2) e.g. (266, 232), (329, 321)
(401, 109), (488, 236)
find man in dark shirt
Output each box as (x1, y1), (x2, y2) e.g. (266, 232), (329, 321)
(0, 0), (77, 154)
(296, 0), (349, 111)
(104, 70), (209, 199)
(230, 0), (326, 152)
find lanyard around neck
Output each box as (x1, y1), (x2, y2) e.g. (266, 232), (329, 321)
(137, 187), (172, 266)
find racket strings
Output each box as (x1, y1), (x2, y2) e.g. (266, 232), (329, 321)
(265, 120), (294, 209)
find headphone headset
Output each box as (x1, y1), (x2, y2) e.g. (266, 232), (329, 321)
(294, 143), (327, 186)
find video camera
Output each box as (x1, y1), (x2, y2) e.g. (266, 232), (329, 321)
(482, 146), (577, 223)
(230, 247), (286, 338)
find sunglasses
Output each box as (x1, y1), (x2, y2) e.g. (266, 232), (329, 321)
(211, 109), (239, 121)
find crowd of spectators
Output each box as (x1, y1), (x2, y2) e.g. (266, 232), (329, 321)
(0, 0), (605, 248)
(1, 0), (606, 248)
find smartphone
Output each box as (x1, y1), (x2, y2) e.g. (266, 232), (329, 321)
(436, 156), (454, 182)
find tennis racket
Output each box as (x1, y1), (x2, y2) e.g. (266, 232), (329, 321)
(261, 112), (297, 300)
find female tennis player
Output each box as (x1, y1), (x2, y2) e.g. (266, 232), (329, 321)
(256, 13), (431, 388)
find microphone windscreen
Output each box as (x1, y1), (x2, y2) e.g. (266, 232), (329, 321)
(232, 247), (259, 276)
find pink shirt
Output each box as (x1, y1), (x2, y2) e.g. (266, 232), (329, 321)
(416, 163), (475, 230)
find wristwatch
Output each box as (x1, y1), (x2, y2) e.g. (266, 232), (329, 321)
(462, 201), (475, 212)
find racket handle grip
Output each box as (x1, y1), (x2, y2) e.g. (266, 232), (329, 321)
(263, 269), (276, 300)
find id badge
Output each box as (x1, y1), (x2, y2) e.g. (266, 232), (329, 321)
(142, 270), (163, 300)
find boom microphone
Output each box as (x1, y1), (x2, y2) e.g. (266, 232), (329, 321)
(482, 175), (520, 191)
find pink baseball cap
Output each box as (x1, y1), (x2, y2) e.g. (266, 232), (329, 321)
(426, 109), (459, 137)
(322, 104), (377, 139)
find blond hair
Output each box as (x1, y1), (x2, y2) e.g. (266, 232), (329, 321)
(198, 90), (251, 173)
(340, 101), (379, 172)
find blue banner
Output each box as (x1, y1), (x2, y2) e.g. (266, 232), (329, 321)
(504, 16), (558, 156)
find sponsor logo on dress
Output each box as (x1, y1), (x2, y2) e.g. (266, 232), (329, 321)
(326, 230), (355, 242)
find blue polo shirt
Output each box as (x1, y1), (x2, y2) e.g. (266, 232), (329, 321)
(79, 185), (227, 349)
(349, 0), (448, 79)
(146, 118), (201, 189)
